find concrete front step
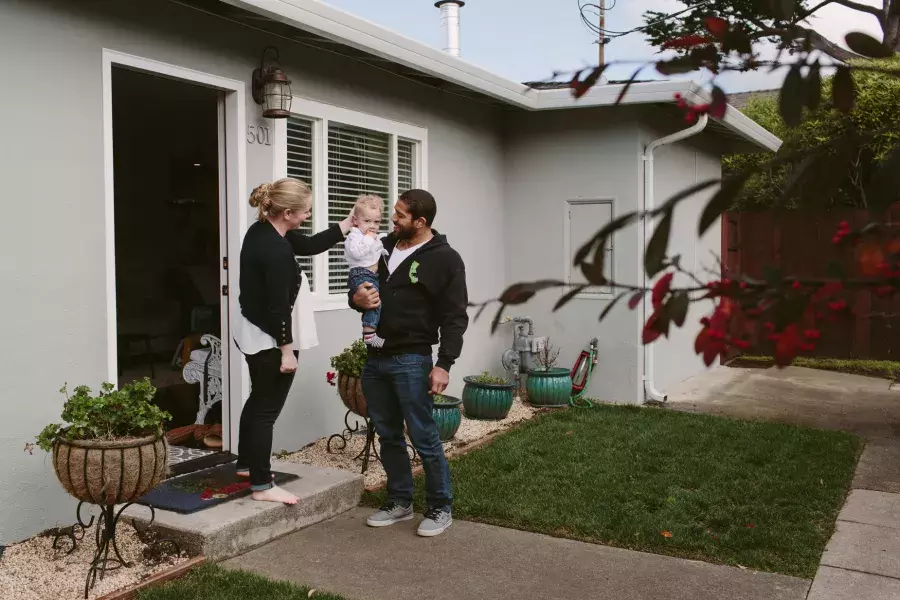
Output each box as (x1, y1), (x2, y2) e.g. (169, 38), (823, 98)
(123, 461), (363, 560)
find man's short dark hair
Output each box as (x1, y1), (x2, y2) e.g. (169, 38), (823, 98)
(399, 189), (437, 227)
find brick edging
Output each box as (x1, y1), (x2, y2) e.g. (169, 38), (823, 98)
(96, 556), (206, 600)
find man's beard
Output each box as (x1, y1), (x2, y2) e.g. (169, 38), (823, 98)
(395, 224), (416, 240)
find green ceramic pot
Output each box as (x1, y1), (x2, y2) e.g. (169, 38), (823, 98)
(432, 396), (463, 441)
(526, 368), (573, 408)
(462, 377), (515, 420)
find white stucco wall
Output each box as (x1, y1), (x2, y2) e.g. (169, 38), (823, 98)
(502, 108), (643, 404)
(640, 127), (724, 395)
(0, 0), (507, 544)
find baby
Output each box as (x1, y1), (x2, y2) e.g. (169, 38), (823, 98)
(344, 194), (388, 348)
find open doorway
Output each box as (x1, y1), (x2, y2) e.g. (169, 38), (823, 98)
(112, 67), (229, 470)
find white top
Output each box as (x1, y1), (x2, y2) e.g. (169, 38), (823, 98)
(344, 227), (387, 268)
(388, 240), (427, 274)
(233, 271), (319, 355)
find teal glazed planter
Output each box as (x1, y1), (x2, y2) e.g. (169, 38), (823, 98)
(526, 368), (573, 408)
(462, 377), (515, 420)
(433, 396), (463, 441)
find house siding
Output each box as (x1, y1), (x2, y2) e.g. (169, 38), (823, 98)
(0, 0), (506, 544)
(640, 126), (724, 395)
(502, 107), (644, 405)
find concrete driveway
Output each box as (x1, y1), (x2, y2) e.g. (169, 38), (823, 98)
(666, 365), (900, 492)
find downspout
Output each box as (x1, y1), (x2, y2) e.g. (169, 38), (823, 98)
(640, 113), (709, 403)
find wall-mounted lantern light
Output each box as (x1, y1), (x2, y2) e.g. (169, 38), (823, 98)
(252, 46), (292, 119)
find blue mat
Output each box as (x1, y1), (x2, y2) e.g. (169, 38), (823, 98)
(136, 463), (299, 514)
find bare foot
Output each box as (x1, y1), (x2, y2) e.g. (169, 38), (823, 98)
(252, 485), (299, 505)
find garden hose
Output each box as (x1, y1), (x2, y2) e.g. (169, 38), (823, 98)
(569, 347), (596, 409)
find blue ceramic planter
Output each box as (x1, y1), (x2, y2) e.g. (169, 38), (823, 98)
(462, 377), (515, 420)
(526, 368), (573, 408)
(433, 396), (463, 441)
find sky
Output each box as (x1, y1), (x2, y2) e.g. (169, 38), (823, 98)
(319, 0), (884, 93)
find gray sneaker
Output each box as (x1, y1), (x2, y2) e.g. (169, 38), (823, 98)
(366, 502), (414, 527)
(417, 507), (452, 537)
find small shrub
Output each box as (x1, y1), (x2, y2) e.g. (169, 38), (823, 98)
(330, 339), (368, 378)
(34, 378), (171, 452)
(469, 371), (511, 386)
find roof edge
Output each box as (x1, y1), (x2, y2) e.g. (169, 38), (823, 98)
(217, 0), (781, 152)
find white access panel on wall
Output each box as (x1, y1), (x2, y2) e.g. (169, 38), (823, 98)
(563, 198), (614, 296)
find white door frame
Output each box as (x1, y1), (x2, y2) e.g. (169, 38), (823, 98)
(101, 49), (248, 452)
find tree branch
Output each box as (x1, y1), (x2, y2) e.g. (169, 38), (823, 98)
(805, 27), (862, 61)
(831, 0), (886, 19)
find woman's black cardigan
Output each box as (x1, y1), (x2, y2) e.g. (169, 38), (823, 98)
(238, 221), (344, 347)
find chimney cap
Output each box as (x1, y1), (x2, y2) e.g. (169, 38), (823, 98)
(434, 1), (465, 7)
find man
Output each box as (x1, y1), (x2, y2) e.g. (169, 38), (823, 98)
(349, 188), (469, 537)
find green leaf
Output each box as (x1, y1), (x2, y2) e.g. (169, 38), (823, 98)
(845, 32), (894, 59)
(832, 66), (855, 114)
(615, 66), (645, 106)
(499, 280), (565, 305)
(780, 65), (804, 127)
(805, 62), (822, 111)
(699, 173), (749, 236)
(656, 179), (721, 215)
(645, 210), (673, 278)
(599, 292), (626, 322)
(574, 212), (639, 266)
(865, 142), (900, 213)
(656, 57), (699, 75)
(554, 286), (589, 311)
(668, 292), (690, 328)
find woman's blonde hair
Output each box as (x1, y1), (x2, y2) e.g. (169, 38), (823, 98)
(354, 194), (384, 216)
(249, 177), (313, 223)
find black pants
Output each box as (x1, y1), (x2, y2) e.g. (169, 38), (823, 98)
(236, 348), (297, 490)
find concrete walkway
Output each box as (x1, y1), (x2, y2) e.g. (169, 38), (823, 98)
(808, 489), (900, 599)
(224, 508), (810, 600)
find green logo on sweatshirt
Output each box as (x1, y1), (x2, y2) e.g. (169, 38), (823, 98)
(409, 261), (420, 284)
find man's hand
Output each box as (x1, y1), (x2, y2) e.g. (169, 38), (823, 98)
(429, 367), (449, 396)
(352, 282), (380, 310)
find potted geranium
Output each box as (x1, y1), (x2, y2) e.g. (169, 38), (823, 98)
(33, 378), (171, 505)
(328, 339), (369, 418)
(432, 394), (462, 441)
(526, 339), (573, 408)
(462, 371), (516, 420)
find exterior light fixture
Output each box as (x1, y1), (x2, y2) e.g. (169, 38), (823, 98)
(252, 46), (292, 119)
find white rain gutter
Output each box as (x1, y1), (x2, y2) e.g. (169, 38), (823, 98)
(639, 112), (709, 403)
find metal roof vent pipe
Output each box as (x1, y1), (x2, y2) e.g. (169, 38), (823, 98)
(435, 1), (464, 57)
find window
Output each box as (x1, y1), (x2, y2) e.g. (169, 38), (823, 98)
(277, 99), (427, 309)
(565, 199), (614, 296)
(286, 117), (316, 291)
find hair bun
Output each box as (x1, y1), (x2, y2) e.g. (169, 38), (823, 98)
(249, 182), (272, 208)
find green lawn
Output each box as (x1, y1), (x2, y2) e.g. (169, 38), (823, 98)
(137, 564), (345, 600)
(363, 405), (862, 578)
(732, 355), (900, 380)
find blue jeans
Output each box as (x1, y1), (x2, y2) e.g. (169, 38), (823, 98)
(362, 354), (452, 510)
(348, 267), (381, 329)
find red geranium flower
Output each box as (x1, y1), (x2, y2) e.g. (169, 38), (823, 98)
(326, 371), (337, 387)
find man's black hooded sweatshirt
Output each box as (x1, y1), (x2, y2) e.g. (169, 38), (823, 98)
(348, 231), (468, 372)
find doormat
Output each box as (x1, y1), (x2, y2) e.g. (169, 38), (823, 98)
(136, 463), (299, 514)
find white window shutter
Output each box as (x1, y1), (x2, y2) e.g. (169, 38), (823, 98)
(286, 117), (316, 292)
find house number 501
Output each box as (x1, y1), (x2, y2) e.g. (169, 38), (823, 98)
(247, 125), (272, 146)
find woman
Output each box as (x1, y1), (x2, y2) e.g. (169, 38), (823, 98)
(234, 177), (353, 505)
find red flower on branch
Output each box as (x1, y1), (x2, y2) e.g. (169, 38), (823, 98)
(652, 272), (674, 309)
(704, 16), (730, 37)
(694, 298), (745, 366)
(768, 324), (816, 365)
(326, 371), (337, 387)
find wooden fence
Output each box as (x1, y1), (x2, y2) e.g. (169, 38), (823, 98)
(721, 208), (900, 360)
